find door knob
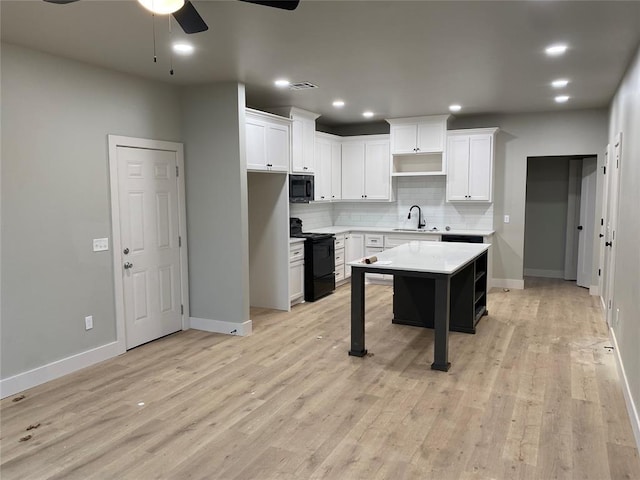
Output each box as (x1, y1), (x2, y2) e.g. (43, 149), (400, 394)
(123, 248), (130, 254)
(577, 225), (583, 230)
(124, 262), (134, 269)
(605, 241), (612, 247)
(599, 234), (604, 238)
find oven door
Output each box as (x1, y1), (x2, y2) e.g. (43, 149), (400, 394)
(312, 238), (335, 279)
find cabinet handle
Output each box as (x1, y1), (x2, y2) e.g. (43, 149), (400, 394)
(303, 166), (308, 170)
(267, 163), (272, 167)
(321, 196), (325, 199)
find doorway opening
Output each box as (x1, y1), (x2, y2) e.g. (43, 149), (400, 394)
(524, 155), (597, 289)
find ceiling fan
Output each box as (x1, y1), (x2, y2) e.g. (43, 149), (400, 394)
(43, 0), (300, 34)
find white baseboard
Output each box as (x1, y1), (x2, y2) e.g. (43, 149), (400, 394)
(0, 341), (121, 399)
(610, 328), (640, 453)
(190, 317), (252, 336)
(491, 278), (525, 290)
(523, 268), (564, 279)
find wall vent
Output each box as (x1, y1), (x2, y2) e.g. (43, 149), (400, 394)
(289, 81), (318, 90)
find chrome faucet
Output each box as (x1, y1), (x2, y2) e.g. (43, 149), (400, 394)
(408, 205), (426, 229)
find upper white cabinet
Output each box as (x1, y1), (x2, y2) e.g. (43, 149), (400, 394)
(270, 107), (320, 174)
(341, 135), (391, 201)
(446, 128), (499, 202)
(245, 108), (291, 173)
(386, 115), (449, 176)
(314, 133), (342, 201)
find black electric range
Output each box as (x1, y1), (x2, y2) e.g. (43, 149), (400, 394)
(290, 218), (336, 302)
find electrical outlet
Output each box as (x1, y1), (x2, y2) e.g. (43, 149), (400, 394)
(85, 315), (93, 330)
(93, 238), (109, 252)
(504, 215), (510, 224)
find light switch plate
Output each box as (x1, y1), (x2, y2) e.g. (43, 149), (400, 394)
(85, 315), (93, 330)
(93, 238), (109, 252)
(504, 215), (510, 224)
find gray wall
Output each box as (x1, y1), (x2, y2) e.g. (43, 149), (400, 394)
(608, 44), (640, 429)
(524, 157), (570, 276)
(449, 109), (608, 285)
(1, 44), (182, 378)
(181, 83), (250, 325)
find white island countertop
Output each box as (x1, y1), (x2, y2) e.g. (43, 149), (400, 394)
(349, 241), (491, 275)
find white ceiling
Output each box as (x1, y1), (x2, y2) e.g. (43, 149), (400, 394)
(2, 0), (639, 126)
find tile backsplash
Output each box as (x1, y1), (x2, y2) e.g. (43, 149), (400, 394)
(290, 177), (493, 231)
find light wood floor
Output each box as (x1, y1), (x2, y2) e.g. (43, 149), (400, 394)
(1, 278), (639, 479)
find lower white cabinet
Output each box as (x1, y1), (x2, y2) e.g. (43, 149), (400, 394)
(289, 242), (305, 305)
(344, 232), (364, 278)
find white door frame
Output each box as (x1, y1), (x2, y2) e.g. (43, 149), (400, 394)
(108, 135), (190, 353)
(598, 144), (610, 309)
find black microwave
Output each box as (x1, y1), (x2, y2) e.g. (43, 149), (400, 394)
(289, 174), (314, 203)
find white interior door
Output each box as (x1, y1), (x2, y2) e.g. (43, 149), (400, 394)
(117, 146), (183, 349)
(576, 157), (597, 288)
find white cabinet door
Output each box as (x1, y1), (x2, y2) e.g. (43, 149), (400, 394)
(314, 137), (331, 201)
(345, 233), (364, 278)
(467, 135), (493, 201)
(289, 260), (304, 304)
(291, 117), (315, 173)
(246, 117), (267, 171)
(341, 142), (366, 200)
(390, 124), (417, 154)
(266, 123), (290, 172)
(417, 121), (445, 153)
(330, 142), (342, 200)
(446, 135), (471, 201)
(364, 141), (390, 200)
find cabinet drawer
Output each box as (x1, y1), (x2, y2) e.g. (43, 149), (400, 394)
(334, 234), (345, 249)
(335, 247), (345, 266)
(365, 234), (384, 247)
(335, 264), (345, 282)
(290, 244), (304, 262)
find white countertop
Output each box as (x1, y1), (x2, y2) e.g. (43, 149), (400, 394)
(348, 241), (491, 274)
(307, 225), (494, 237)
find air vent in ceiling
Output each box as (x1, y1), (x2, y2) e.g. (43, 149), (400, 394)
(289, 81), (318, 90)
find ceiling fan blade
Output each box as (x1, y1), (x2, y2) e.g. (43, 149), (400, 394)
(238, 0), (300, 11)
(43, 0), (81, 4)
(172, 0), (208, 34)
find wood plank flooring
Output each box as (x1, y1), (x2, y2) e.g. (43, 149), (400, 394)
(1, 278), (639, 479)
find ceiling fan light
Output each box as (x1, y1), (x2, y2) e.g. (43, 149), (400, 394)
(138, 0), (185, 15)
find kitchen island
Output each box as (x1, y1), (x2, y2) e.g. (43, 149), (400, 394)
(348, 241), (490, 371)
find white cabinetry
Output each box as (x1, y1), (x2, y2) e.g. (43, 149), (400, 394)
(387, 115), (449, 176)
(245, 109), (290, 173)
(289, 241), (305, 305)
(334, 234), (346, 284)
(446, 128), (498, 202)
(270, 107), (320, 174)
(314, 133), (342, 201)
(344, 232), (364, 278)
(341, 136), (391, 201)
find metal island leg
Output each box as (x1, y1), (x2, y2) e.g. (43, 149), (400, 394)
(431, 274), (451, 371)
(348, 267), (367, 357)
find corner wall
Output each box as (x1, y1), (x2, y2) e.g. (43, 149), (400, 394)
(607, 43), (640, 444)
(449, 109), (608, 287)
(0, 43), (182, 381)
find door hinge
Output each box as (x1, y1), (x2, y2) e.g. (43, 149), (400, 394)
(179, 236), (182, 247)
(603, 166), (606, 174)
(598, 268), (601, 276)
(601, 218), (604, 226)
(181, 304), (184, 315)
(176, 165), (179, 177)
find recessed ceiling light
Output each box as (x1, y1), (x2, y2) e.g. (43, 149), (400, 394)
(555, 95), (570, 103)
(138, 0), (184, 15)
(449, 104), (462, 112)
(551, 79), (569, 88)
(362, 111), (374, 118)
(332, 100), (345, 108)
(545, 43), (568, 56)
(274, 79), (290, 88)
(172, 43), (194, 55)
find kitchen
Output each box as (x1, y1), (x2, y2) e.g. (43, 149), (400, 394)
(1, 1), (640, 477)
